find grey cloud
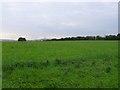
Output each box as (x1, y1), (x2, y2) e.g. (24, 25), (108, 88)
(2, 2), (118, 39)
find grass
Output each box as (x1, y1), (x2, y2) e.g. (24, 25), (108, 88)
(2, 41), (118, 88)
(0, 42), (2, 89)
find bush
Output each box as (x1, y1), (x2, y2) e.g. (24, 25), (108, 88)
(18, 37), (26, 41)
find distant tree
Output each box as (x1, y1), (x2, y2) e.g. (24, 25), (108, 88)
(18, 37), (26, 41)
(96, 36), (104, 40)
(117, 33), (120, 40)
(77, 36), (85, 40)
(86, 36), (95, 40)
(105, 35), (117, 40)
(48, 34), (118, 41)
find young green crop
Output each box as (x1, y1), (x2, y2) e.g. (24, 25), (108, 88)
(2, 41), (118, 88)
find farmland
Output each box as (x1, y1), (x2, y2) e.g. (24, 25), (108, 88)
(2, 41), (118, 88)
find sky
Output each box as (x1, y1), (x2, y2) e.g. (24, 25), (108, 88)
(1, 1), (118, 40)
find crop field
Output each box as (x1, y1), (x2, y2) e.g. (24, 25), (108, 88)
(2, 41), (118, 88)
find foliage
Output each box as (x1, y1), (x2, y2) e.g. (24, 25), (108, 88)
(48, 34), (120, 41)
(18, 37), (26, 41)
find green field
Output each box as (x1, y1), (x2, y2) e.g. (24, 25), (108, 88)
(2, 41), (118, 88)
(0, 42), (2, 89)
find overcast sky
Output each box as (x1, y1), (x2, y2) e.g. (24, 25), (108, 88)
(1, 2), (118, 40)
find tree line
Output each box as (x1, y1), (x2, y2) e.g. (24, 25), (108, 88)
(48, 34), (120, 41)
(18, 34), (120, 41)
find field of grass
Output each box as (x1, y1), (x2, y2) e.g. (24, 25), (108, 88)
(0, 42), (2, 89)
(2, 41), (118, 88)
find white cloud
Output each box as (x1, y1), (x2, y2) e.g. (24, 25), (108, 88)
(61, 22), (79, 27)
(0, 32), (18, 39)
(1, 0), (119, 2)
(1, 2), (118, 39)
